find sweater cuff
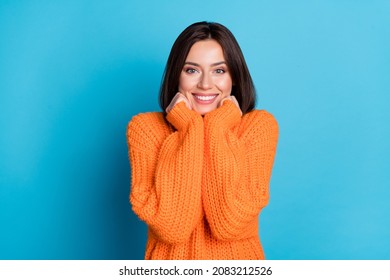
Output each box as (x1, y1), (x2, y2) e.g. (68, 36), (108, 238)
(166, 101), (201, 130)
(204, 100), (242, 129)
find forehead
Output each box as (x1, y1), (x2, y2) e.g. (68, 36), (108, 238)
(185, 39), (225, 63)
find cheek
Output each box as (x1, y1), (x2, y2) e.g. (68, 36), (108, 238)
(218, 77), (233, 95)
(178, 74), (195, 92)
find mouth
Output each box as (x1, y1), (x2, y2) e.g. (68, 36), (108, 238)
(192, 93), (218, 105)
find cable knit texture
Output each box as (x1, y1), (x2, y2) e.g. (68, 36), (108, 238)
(127, 100), (278, 259)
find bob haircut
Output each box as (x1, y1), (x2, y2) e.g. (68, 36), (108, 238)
(159, 21), (256, 115)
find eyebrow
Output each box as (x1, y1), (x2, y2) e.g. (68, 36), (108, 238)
(184, 61), (227, 67)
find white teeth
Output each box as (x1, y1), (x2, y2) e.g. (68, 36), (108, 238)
(194, 95), (216, 101)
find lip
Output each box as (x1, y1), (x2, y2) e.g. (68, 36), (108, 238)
(192, 93), (219, 105)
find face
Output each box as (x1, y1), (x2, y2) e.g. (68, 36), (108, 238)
(178, 39), (233, 115)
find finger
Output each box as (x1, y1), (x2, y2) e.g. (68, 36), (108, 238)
(230, 95), (240, 107)
(219, 96), (232, 107)
(219, 96), (242, 115)
(166, 93), (191, 113)
(175, 93), (192, 110)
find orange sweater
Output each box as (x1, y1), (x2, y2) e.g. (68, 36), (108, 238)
(127, 100), (278, 259)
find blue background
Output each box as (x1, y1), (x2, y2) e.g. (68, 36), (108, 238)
(1, 0), (389, 260)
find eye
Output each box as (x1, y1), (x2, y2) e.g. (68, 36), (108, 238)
(215, 68), (226, 74)
(184, 68), (198, 74)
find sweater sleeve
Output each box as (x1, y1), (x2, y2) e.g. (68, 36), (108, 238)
(202, 100), (278, 240)
(127, 102), (204, 244)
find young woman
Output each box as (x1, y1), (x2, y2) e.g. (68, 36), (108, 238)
(127, 21), (278, 260)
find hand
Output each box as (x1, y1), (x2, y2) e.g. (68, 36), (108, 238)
(219, 95), (242, 116)
(165, 92), (192, 113)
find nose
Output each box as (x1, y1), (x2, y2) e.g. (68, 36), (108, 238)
(198, 72), (213, 90)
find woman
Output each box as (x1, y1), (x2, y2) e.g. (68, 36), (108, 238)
(127, 21), (278, 260)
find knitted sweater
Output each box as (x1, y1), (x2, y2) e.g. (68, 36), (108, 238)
(127, 100), (278, 260)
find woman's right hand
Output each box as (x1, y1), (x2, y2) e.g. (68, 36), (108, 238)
(165, 92), (192, 113)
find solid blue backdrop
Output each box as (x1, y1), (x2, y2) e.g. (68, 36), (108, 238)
(1, 0), (389, 259)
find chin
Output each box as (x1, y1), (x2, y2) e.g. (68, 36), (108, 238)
(194, 105), (217, 116)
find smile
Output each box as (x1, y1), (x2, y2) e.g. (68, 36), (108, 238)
(192, 94), (218, 104)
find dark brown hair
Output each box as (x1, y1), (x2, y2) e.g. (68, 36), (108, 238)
(159, 21), (256, 114)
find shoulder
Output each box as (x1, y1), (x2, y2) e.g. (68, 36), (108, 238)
(127, 112), (172, 149)
(128, 111), (167, 131)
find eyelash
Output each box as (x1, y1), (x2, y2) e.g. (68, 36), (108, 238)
(184, 68), (198, 74)
(183, 68), (226, 74)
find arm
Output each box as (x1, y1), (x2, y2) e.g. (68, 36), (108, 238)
(202, 100), (278, 240)
(127, 102), (204, 244)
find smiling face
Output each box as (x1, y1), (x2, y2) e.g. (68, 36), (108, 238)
(178, 39), (233, 115)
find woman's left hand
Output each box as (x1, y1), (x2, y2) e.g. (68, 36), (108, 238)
(219, 95), (242, 116)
